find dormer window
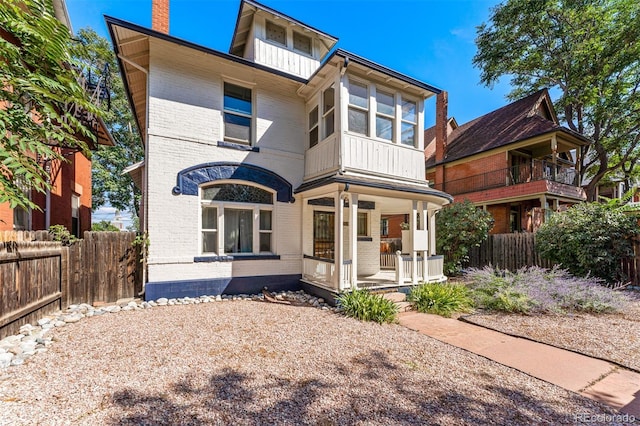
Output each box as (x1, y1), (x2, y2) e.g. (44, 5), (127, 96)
(293, 32), (312, 55)
(266, 21), (286, 46)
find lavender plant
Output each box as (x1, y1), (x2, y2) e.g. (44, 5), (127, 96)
(466, 266), (629, 314)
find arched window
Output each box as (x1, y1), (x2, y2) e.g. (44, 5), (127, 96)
(200, 183), (274, 255)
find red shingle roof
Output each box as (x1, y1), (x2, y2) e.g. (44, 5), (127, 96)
(425, 89), (589, 167)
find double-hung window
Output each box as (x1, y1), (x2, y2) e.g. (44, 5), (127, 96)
(348, 80), (369, 135)
(401, 97), (417, 147)
(323, 86), (335, 137)
(309, 106), (319, 148)
(357, 212), (369, 237)
(223, 83), (252, 145)
(201, 183), (274, 255)
(376, 90), (395, 141)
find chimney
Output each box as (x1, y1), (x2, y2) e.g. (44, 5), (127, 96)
(435, 91), (448, 163)
(152, 0), (169, 33)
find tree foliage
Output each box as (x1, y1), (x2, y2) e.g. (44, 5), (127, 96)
(71, 28), (143, 220)
(0, 0), (99, 210)
(536, 202), (639, 283)
(474, 0), (640, 200)
(436, 200), (494, 275)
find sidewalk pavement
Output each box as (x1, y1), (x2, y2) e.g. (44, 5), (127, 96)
(398, 311), (640, 417)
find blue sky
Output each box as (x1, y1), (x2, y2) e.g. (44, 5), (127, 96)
(66, 0), (511, 127)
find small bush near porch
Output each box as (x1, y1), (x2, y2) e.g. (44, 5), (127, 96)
(407, 283), (473, 317)
(337, 289), (398, 324)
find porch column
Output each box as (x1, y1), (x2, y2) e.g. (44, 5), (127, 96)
(422, 201), (428, 280)
(429, 209), (437, 256)
(335, 191), (345, 291)
(411, 200), (418, 284)
(349, 193), (358, 288)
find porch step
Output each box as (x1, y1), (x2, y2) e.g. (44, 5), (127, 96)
(380, 292), (406, 303)
(395, 301), (414, 312)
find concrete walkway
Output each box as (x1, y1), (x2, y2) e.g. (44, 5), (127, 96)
(398, 311), (640, 416)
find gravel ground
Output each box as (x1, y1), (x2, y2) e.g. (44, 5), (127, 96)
(464, 291), (640, 372)
(0, 300), (618, 425)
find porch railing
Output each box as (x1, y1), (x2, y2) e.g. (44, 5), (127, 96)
(394, 252), (445, 284)
(302, 255), (351, 290)
(431, 159), (579, 196)
(380, 253), (396, 269)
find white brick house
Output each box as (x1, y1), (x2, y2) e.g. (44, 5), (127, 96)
(108, 0), (452, 301)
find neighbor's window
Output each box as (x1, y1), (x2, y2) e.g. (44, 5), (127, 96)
(223, 82), (252, 145)
(401, 97), (417, 147)
(309, 105), (319, 148)
(266, 21), (286, 46)
(376, 90), (395, 141)
(293, 31), (312, 55)
(380, 218), (389, 236)
(13, 179), (30, 230)
(323, 86), (335, 138)
(357, 212), (368, 237)
(71, 194), (80, 238)
(200, 183), (274, 255)
(348, 80), (369, 135)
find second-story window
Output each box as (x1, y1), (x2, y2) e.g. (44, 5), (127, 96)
(401, 98), (417, 147)
(309, 106), (319, 148)
(223, 82), (252, 145)
(293, 32), (312, 55)
(323, 86), (335, 138)
(376, 90), (395, 141)
(348, 80), (369, 135)
(266, 21), (286, 46)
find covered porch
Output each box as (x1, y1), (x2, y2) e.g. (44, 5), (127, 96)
(296, 175), (452, 294)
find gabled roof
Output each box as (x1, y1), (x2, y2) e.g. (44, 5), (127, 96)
(229, 0), (338, 58)
(425, 89), (590, 167)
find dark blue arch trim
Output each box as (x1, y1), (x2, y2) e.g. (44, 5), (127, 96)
(172, 162), (294, 203)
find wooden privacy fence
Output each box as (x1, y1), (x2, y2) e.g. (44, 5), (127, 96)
(467, 233), (640, 286)
(0, 231), (142, 339)
(467, 233), (556, 271)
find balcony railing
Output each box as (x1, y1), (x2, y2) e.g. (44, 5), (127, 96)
(432, 159), (579, 196)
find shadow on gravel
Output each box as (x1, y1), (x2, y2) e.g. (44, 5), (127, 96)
(108, 350), (604, 425)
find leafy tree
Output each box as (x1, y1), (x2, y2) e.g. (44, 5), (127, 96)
(436, 200), (494, 275)
(474, 0), (640, 200)
(0, 0), (99, 210)
(70, 28), (143, 222)
(91, 220), (120, 232)
(536, 202), (639, 283)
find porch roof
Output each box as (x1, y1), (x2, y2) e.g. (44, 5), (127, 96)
(295, 174), (453, 204)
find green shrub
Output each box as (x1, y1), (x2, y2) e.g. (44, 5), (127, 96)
(536, 202), (638, 283)
(337, 289), (398, 324)
(48, 225), (78, 246)
(408, 282), (473, 317)
(436, 200), (494, 276)
(91, 220), (120, 232)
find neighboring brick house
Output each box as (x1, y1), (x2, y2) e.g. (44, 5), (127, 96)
(0, 0), (114, 237)
(109, 0), (452, 301)
(425, 89), (590, 234)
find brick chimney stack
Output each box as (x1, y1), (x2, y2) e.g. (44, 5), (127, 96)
(152, 0), (169, 33)
(435, 91), (448, 163)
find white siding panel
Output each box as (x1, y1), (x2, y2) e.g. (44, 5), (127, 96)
(255, 38), (319, 79)
(342, 134), (425, 181)
(303, 135), (340, 179)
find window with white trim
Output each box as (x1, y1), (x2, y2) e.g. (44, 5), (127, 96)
(309, 106), (319, 148)
(401, 97), (417, 147)
(376, 90), (395, 141)
(200, 183), (274, 255)
(323, 86), (335, 138)
(266, 21), (286, 46)
(348, 80), (369, 135)
(71, 194), (80, 238)
(293, 31), (312, 55)
(223, 83), (252, 145)
(357, 212), (369, 237)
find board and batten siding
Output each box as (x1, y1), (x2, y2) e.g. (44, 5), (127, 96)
(145, 39), (306, 283)
(254, 38), (320, 79)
